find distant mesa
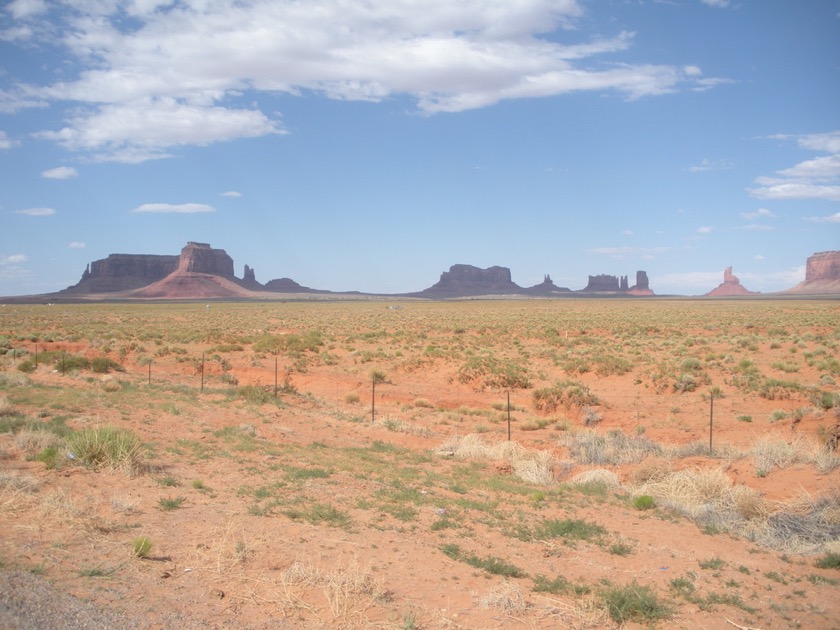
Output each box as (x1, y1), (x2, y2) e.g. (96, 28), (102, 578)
(783, 251), (840, 295)
(59, 245), (658, 300)
(413, 264), (651, 297)
(415, 264), (522, 297)
(705, 267), (758, 297)
(581, 271), (652, 296)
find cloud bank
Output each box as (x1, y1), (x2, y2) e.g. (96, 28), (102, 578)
(4, 0), (724, 162)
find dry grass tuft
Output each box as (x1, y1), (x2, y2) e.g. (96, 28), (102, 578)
(480, 580), (528, 614)
(561, 430), (662, 465)
(437, 434), (561, 485)
(14, 429), (61, 455)
(569, 469), (621, 488)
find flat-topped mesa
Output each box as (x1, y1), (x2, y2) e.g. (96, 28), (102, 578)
(805, 251), (840, 283)
(419, 264), (522, 296)
(64, 253), (179, 293)
(705, 266), (757, 296)
(178, 242), (234, 276)
(784, 250), (840, 294)
(582, 274), (620, 292)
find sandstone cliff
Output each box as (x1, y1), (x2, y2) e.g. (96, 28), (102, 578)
(705, 267), (757, 297)
(64, 254), (179, 293)
(417, 264), (523, 297)
(580, 271), (652, 295)
(784, 251), (840, 294)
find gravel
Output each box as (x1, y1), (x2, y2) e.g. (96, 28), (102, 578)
(0, 570), (143, 630)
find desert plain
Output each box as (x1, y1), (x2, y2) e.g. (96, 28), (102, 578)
(1, 298), (839, 629)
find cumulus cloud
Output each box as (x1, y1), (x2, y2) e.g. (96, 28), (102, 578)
(696, 225), (713, 234)
(6, 0), (47, 19)
(701, 0), (730, 7)
(37, 98), (283, 162)
(1, 254), (28, 264)
(804, 211), (840, 223)
(68, 241), (86, 249)
(41, 166), (78, 179)
(14, 207), (55, 216)
(689, 158), (732, 172)
(740, 208), (775, 220)
(130, 202), (215, 214)
(0, 130), (15, 149)
(221, 191), (242, 197)
(749, 130), (840, 201)
(5, 0), (725, 162)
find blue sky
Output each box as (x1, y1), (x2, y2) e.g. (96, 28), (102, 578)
(1, 0), (838, 297)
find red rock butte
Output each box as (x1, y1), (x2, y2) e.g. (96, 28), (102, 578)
(705, 266), (758, 296)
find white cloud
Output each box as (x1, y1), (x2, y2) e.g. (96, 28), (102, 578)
(0, 130), (15, 149)
(14, 207), (55, 216)
(798, 130), (840, 153)
(0, 253), (29, 281)
(130, 202), (215, 214)
(37, 97), (283, 162)
(9, 1), (725, 160)
(696, 225), (713, 234)
(68, 241), (87, 249)
(804, 211), (840, 223)
(221, 191), (242, 197)
(754, 254), (764, 261)
(621, 229), (633, 236)
(740, 208), (775, 220)
(750, 130), (840, 200)
(6, 0), (47, 19)
(41, 166), (78, 179)
(689, 158), (732, 172)
(701, 0), (730, 7)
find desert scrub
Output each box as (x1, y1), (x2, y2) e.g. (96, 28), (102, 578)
(157, 495), (186, 510)
(440, 543), (525, 578)
(561, 429), (661, 465)
(532, 380), (599, 413)
(132, 536), (153, 558)
(632, 495), (655, 510)
(456, 355), (531, 391)
(599, 580), (672, 624)
(65, 426), (144, 475)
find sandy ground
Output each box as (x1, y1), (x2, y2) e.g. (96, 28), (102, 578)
(1, 299), (839, 629)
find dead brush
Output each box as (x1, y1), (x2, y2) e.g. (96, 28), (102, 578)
(324, 560), (384, 622)
(437, 434), (562, 485)
(14, 429), (62, 456)
(755, 489), (840, 554)
(480, 580), (528, 615)
(560, 429), (662, 465)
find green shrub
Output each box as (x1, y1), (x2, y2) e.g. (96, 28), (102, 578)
(532, 380), (599, 412)
(91, 357), (124, 374)
(632, 495), (655, 511)
(65, 426), (143, 475)
(236, 385), (273, 404)
(35, 446), (60, 469)
(158, 496), (186, 511)
(600, 581), (672, 624)
(17, 360), (36, 374)
(132, 536), (152, 558)
(815, 552), (840, 570)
